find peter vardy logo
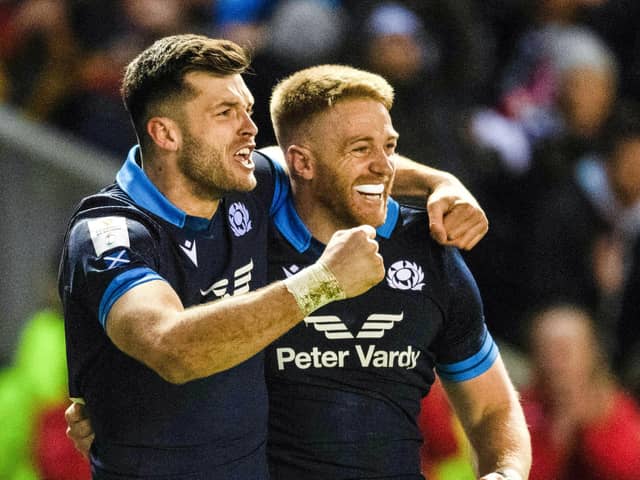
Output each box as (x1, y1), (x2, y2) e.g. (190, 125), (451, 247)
(229, 202), (252, 237)
(386, 260), (425, 291)
(275, 311), (420, 372)
(304, 313), (404, 339)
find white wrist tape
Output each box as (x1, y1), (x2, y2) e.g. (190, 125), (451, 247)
(496, 469), (523, 480)
(283, 261), (346, 316)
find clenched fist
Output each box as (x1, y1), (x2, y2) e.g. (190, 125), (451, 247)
(319, 225), (385, 298)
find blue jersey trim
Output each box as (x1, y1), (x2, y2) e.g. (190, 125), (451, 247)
(116, 146), (212, 232)
(435, 329), (498, 382)
(272, 195), (400, 253)
(273, 194), (312, 253)
(376, 198), (399, 239)
(98, 267), (165, 328)
(269, 155), (290, 215)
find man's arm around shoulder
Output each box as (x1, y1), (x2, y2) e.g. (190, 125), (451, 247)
(106, 225), (384, 383)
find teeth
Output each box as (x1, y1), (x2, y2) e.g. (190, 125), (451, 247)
(236, 148), (251, 156)
(355, 184), (384, 194)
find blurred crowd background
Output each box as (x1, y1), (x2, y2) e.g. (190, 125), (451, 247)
(1, 0), (640, 479)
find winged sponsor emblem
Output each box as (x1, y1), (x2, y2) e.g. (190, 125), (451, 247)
(304, 312), (404, 339)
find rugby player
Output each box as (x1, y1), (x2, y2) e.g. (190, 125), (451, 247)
(60, 36), (489, 479)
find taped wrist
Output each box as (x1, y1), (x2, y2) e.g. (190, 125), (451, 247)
(496, 469), (523, 480)
(283, 261), (346, 316)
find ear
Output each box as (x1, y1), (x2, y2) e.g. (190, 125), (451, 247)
(286, 144), (315, 180)
(147, 117), (181, 152)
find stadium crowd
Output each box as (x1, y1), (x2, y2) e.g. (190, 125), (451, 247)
(1, 0), (640, 479)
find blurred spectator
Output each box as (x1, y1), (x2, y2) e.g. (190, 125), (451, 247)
(0, 0), (80, 121)
(347, 1), (489, 185)
(525, 99), (640, 354)
(469, 0), (615, 181)
(0, 0), (212, 158)
(616, 233), (640, 400)
(584, 0), (640, 103)
(471, 24), (617, 178)
(522, 303), (640, 480)
(0, 256), (90, 479)
(242, 0), (349, 147)
(464, 24), (618, 347)
(52, 0), (204, 158)
(607, 102), (640, 396)
(526, 26), (618, 189)
(213, 0), (276, 45)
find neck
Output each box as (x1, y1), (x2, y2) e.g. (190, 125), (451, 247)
(293, 186), (341, 245)
(144, 155), (221, 220)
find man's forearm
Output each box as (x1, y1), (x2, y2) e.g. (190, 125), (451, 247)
(444, 359), (531, 480)
(468, 402), (532, 480)
(107, 278), (306, 384)
(107, 226), (383, 384)
(391, 154), (459, 198)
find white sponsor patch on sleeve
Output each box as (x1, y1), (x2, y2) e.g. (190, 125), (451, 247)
(88, 216), (130, 256)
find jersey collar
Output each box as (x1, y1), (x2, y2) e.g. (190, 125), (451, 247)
(116, 146), (211, 232)
(272, 194), (399, 253)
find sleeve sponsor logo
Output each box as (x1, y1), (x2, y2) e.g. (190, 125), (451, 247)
(88, 216), (130, 256)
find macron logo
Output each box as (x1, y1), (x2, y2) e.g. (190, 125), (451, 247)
(179, 240), (198, 267)
(282, 264), (301, 278)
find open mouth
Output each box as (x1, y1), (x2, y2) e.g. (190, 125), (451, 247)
(354, 183), (385, 201)
(234, 147), (255, 169)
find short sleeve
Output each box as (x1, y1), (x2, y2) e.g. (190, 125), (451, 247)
(433, 249), (498, 382)
(63, 215), (166, 328)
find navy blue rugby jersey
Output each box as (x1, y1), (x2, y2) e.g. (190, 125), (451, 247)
(59, 147), (289, 479)
(265, 196), (498, 480)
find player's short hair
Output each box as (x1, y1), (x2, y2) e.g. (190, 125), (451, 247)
(122, 34), (250, 142)
(270, 64), (394, 147)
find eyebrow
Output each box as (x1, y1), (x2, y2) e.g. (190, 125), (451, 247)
(209, 99), (254, 111)
(347, 133), (399, 144)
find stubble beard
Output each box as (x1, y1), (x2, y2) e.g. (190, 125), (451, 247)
(178, 133), (255, 201)
(316, 167), (387, 229)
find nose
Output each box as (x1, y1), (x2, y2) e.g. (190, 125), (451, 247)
(240, 110), (258, 138)
(370, 148), (395, 176)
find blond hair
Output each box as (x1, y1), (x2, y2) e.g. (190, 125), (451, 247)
(270, 64), (394, 147)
